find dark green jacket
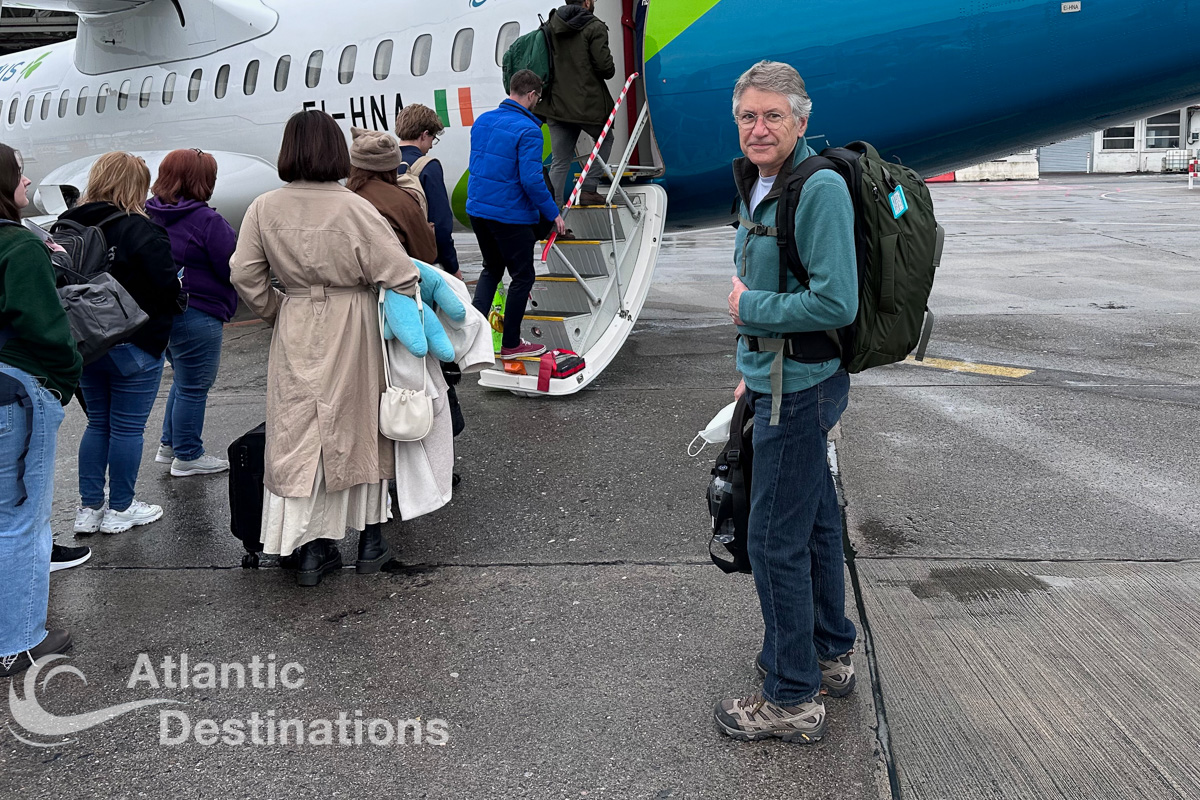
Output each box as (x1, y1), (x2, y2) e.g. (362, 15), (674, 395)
(0, 224), (82, 402)
(535, 4), (615, 126)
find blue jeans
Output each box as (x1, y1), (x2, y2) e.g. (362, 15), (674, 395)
(0, 365), (65, 657)
(747, 370), (857, 706)
(161, 307), (224, 461)
(78, 344), (164, 512)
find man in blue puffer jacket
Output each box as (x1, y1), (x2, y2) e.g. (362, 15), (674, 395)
(467, 69), (565, 359)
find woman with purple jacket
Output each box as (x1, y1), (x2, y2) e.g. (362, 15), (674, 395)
(146, 149), (238, 477)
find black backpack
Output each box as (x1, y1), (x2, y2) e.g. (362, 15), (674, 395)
(46, 212), (124, 284)
(743, 141), (944, 372)
(707, 395), (754, 574)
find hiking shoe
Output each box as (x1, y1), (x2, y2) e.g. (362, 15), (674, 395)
(170, 453), (230, 477)
(499, 340), (547, 359)
(755, 650), (857, 698)
(73, 506), (105, 535)
(578, 190), (607, 206)
(0, 629), (73, 678)
(50, 542), (91, 572)
(100, 499), (163, 534)
(155, 443), (174, 464)
(714, 690), (825, 743)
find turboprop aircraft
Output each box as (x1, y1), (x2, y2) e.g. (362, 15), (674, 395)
(2, 0), (1198, 393)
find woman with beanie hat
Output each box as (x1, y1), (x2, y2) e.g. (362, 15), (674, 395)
(347, 127), (437, 263)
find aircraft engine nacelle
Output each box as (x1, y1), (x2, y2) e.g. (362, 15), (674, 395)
(34, 150), (282, 230)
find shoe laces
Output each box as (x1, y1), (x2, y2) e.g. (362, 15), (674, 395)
(0, 653), (18, 671)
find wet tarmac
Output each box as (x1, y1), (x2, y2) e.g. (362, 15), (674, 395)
(2, 173), (1198, 799)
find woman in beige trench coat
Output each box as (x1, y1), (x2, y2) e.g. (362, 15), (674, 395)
(231, 110), (418, 587)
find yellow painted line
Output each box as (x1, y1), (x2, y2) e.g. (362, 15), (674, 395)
(535, 276), (578, 282)
(556, 239), (602, 245)
(905, 356), (1033, 379)
(524, 315), (566, 322)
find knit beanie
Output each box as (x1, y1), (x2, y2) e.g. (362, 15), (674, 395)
(350, 127), (402, 172)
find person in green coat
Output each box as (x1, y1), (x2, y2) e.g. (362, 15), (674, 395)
(536, 0), (616, 206)
(0, 141), (84, 678)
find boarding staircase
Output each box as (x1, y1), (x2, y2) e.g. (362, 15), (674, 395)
(477, 98), (668, 397)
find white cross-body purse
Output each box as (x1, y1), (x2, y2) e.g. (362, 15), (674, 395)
(378, 289), (434, 442)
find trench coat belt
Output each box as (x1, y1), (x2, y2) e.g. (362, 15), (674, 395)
(283, 285), (371, 302)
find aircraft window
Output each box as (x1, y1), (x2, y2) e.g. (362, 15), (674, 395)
(77, 87), (89, 116)
(274, 56), (291, 91)
(117, 79), (131, 111)
(7, 97), (17, 126)
(41, 92), (52, 121)
(411, 34), (432, 77)
(24, 95), (35, 123)
(139, 76), (153, 108)
(452, 29), (474, 73)
(338, 45), (357, 85)
(188, 69), (202, 102)
(306, 50), (323, 88)
(163, 73), (176, 105)
(244, 60), (260, 95)
(96, 84), (110, 113)
(374, 40), (393, 80)
(496, 22), (520, 66)
(215, 65), (230, 99)
(58, 89), (70, 118)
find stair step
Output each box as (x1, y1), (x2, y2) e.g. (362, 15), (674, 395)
(562, 204), (628, 240)
(545, 240), (614, 278)
(519, 312), (590, 353)
(529, 275), (606, 316)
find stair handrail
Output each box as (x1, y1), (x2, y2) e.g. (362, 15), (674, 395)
(604, 101), (651, 209)
(541, 71), (639, 263)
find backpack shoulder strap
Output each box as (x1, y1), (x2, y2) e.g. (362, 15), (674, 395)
(408, 155), (435, 179)
(776, 155), (837, 292)
(95, 211), (129, 229)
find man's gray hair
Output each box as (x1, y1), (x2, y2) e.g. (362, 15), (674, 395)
(732, 61), (812, 121)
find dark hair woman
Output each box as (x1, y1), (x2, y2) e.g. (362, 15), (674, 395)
(0, 142), (82, 677)
(59, 152), (181, 537)
(230, 110), (419, 587)
(147, 149), (238, 478)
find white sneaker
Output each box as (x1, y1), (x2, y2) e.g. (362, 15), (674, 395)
(100, 500), (163, 534)
(155, 444), (174, 464)
(170, 453), (230, 477)
(73, 506), (106, 534)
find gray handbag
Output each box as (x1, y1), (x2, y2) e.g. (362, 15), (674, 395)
(58, 272), (149, 365)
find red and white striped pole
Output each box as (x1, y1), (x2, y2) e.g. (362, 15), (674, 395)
(542, 72), (640, 262)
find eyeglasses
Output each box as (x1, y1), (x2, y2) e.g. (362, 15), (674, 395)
(426, 131), (441, 145)
(734, 111), (792, 130)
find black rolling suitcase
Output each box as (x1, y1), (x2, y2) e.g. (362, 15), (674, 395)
(227, 422), (266, 568)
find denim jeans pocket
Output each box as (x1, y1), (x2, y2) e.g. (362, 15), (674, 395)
(109, 344), (159, 377)
(817, 370), (850, 433)
(0, 401), (13, 437)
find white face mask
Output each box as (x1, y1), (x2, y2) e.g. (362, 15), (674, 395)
(687, 401), (737, 457)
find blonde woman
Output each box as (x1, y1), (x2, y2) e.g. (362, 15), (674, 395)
(61, 152), (182, 536)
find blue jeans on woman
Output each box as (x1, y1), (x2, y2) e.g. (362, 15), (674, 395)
(0, 364), (65, 658)
(747, 369), (858, 707)
(78, 344), (164, 512)
(160, 307), (224, 461)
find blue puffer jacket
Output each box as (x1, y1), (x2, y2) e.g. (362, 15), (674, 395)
(466, 100), (560, 225)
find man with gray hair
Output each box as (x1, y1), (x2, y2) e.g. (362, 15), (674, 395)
(714, 60), (859, 744)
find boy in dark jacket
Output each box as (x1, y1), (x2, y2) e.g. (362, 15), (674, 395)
(537, 0), (616, 206)
(467, 70), (565, 360)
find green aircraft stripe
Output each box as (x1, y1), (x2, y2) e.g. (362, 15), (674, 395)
(643, 0), (723, 63)
(434, 89), (450, 127)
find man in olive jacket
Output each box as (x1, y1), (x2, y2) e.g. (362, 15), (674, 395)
(537, 0), (616, 206)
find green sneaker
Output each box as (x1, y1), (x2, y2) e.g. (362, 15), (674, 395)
(756, 650), (857, 698)
(714, 690), (825, 743)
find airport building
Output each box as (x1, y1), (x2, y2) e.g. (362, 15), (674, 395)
(1038, 105), (1200, 173)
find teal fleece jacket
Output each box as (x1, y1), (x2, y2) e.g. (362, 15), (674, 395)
(733, 139), (857, 395)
